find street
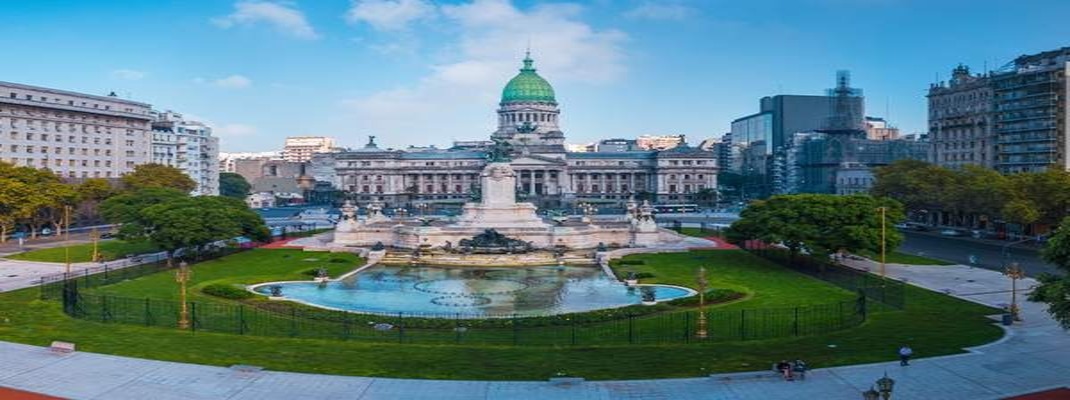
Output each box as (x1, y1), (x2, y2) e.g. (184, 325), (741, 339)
(899, 230), (1057, 277)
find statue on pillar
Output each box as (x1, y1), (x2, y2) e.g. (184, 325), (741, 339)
(336, 200), (360, 232)
(486, 137), (514, 163)
(365, 199), (390, 224)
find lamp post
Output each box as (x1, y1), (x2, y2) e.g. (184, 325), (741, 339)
(877, 206), (887, 280)
(695, 266), (709, 339)
(1004, 262), (1025, 322)
(876, 373), (895, 400)
(416, 202), (429, 217)
(862, 387), (880, 400)
(176, 261), (191, 330)
(63, 205), (72, 275)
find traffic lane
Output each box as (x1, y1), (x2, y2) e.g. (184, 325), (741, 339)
(899, 231), (1058, 277)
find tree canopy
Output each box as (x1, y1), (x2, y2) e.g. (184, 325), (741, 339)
(103, 189), (269, 261)
(1030, 217), (1070, 329)
(219, 172), (252, 199)
(121, 163), (197, 193)
(726, 194), (905, 257)
(0, 161), (81, 238)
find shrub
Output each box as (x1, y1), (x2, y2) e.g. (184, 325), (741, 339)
(329, 257), (349, 263)
(202, 283), (255, 300)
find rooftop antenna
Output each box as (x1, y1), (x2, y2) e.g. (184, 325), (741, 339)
(526, 38), (531, 58)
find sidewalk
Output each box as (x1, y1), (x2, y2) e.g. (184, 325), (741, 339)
(0, 261), (1067, 399)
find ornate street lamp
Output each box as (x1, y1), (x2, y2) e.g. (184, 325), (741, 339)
(1004, 262), (1025, 321)
(695, 266), (709, 339)
(176, 261), (191, 330)
(876, 373), (895, 400)
(861, 387), (880, 400)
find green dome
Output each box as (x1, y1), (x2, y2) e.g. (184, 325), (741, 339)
(501, 55), (556, 104)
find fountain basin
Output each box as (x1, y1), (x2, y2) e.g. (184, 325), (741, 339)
(248, 265), (694, 318)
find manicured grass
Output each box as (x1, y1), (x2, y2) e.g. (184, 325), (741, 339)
(7, 240), (160, 263)
(610, 250), (856, 308)
(676, 227), (723, 238)
(857, 250), (955, 266)
(0, 249), (1003, 380)
(89, 249), (363, 302)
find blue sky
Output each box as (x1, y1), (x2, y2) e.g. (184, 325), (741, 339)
(3, 0), (1068, 152)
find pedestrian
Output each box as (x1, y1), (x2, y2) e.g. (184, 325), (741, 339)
(778, 359), (796, 380)
(792, 359), (808, 380)
(898, 345), (913, 366)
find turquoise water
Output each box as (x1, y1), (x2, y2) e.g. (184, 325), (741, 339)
(252, 265), (692, 317)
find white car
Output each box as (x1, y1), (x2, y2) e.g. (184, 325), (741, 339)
(939, 229), (964, 237)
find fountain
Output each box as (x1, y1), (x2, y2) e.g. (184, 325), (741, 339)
(331, 139), (686, 253)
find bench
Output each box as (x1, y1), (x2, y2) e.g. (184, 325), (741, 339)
(49, 341), (75, 353)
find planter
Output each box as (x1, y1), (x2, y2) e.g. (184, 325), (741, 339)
(625, 279), (639, 286)
(268, 296), (286, 301)
(641, 300), (657, 306)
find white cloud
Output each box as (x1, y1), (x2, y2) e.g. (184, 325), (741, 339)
(111, 69), (146, 80)
(623, 2), (695, 21)
(340, 0), (627, 147)
(346, 0), (435, 31)
(213, 75), (253, 89)
(213, 1), (319, 39)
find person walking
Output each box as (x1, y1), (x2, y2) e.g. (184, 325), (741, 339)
(791, 359), (808, 380)
(898, 345), (913, 366)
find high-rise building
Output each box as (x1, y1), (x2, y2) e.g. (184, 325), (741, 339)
(927, 65), (995, 169)
(219, 151), (283, 173)
(865, 117), (901, 141)
(0, 81), (153, 179)
(283, 136), (336, 162)
(151, 111), (220, 196)
(992, 47), (1070, 173)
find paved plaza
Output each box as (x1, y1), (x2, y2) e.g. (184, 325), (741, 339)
(1, 258), (1068, 399)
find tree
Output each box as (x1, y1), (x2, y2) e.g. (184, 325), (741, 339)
(121, 163), (196, 193)
(694, 188), (718, 207)
(944, 165), (1009, 227)
(1029, 217), (1070, 329)
(0, 178), (41, 241)
(219, 172), (252, 199)
(726, 194), (905, 259)
(76, 178), (116, 223)
(114, 194), (269, 265)
(1003, 170), (1070, 230)
(871, 160), (955, 220)
(100, 188), (189, 238)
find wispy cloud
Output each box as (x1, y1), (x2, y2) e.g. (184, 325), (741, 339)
(195, 75), (253, 89)
(213, 1), (319, 39)
(623, 2), (695, 21)
(345, 0), (436, 31)
(340, 0), (627, 148)
(110, 69), (146, 80)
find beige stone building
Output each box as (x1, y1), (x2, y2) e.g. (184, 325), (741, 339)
(0, 81), (153, 179)
(927, 65), (996, 169)
(283, 136), (335, 162)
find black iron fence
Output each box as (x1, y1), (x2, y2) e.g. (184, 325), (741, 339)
(39, 247), (248, 299)
(56, 288), (867, 346)
(741, 242), (906, 309)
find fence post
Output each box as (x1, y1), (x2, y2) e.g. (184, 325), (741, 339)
(144, 298), (151, 326)
(398, 312), (404, 344)
(570, 318), (577, 346)
(511, 314), (518, 345)
(628, 313), (635, 344)
(103, 266), (109, 281)
(739, 309), (746, 340)
(343, 313), (351, 340)
(101, 295), (108, 323)
(838, 301), (844, 327)
(455, 313), (461, 344)
(190, 302), (197, 332)
(238, 305), (245, 335)
(684, 311), (690, 343)
(290, 306), (298, 337)
(793, 307), (800, 336)
(859, 295), (867, 321)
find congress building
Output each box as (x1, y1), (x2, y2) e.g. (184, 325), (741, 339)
(330, 54), (718, 211)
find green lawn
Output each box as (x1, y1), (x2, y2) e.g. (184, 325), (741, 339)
(7, 240), (160, 263)
(0, 248), (1003, 380)
(857, 250), (955, 266)
(89, 249), (362, 302)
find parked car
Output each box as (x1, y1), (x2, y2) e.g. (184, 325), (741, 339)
(99, 231), (116, 239)
(893, 223), (910, 230)
(940, 229), (964, 237)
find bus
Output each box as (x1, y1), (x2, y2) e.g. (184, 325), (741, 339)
(652, 204), (699, 213)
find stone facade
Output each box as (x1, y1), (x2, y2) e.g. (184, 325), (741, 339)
(0, 81), (153, 179)
(927, 65), (995, 169)
(329, 55), (718, 209)
(150, 110), (220, 195)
